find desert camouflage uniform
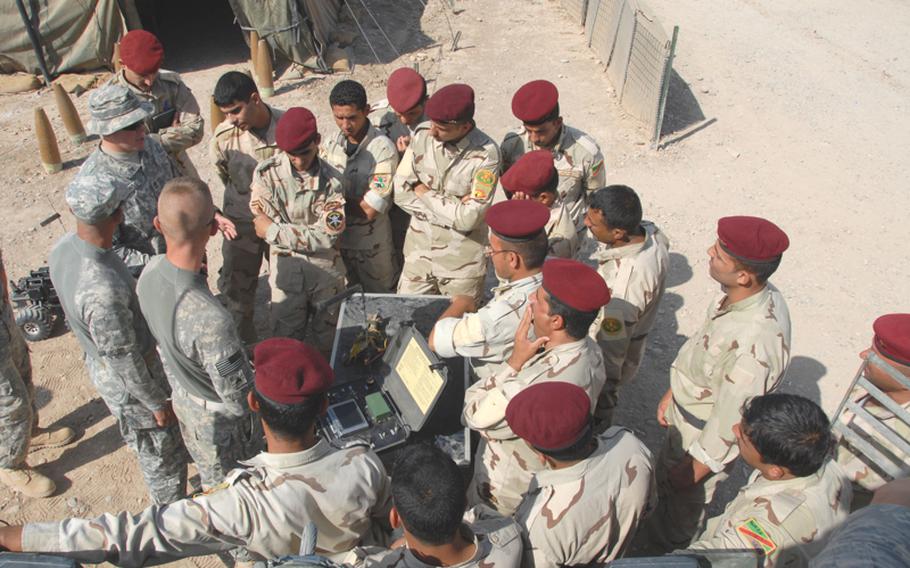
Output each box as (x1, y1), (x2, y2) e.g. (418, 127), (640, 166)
(20, 440), (392, 565)
(346, 506), (522, 568)
(433, 273), (542, 381)
(251, 155), (346, 353)
(652, 284), (792, 549)
(108, 69), (204, 177)
(836, 395), (910, 494)
(137, 255), (260, 489)
(67, 139), (177, 275)
(321, 124), (399, 292)
(576, 221), (670, 429)
(0, 251), (35, 469)
(689, 461), (851, 568)
(463, 337), (606, 515)
(49, 234), (187, 503)
(500, 125), (605, 231)
(515, 427), (656, 568)
(394, 127), (501, 301)
(210, 105), (284, 342)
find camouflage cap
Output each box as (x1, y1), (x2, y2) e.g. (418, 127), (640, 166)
(86, 84), (154, 136)
(65, 176), (133, 224)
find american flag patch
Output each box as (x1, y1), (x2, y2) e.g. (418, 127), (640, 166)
(215, 350), (245, 377)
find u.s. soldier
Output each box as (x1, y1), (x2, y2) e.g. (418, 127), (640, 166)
(211, 71), (284, 343)
(49, 171), (187, 504)
(393, 83), (501, 301)
(0, 338), (392, 564)
(650, 216), (792, 550)
(463, 259), (610, 515)
(106, 30), (204, 177)
(322, 80), (399, 292)
(501, 80), (606, 232)
(137, 178), (260, 490)
(250, 107), (346, 354)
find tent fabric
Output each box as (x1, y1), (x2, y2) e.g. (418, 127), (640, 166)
(0, 0), (123, 76)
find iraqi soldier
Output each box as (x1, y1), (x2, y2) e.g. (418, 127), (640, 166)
(836, 314), (910, 502)
(501, 80), (606, 231)
(0, 338), (392, 564)
(394, 83), (501, 301)
(493, 149), (578, 258)
(250, 108), (346, 354)
(507, 382), (655, 567)
(345, 443), (522, 568)
(0, 251), (76, 498)
(211, 71), (284, 343)
(688, 393), (851, 567)
(49, 173), (187, 504)
(650, 216), (792, 550)
(107, 30), (204, 177)
(428, 199), (548, 380)
(463, 258), (610, 515)
(576, 185), (670, 430)
(137, 178), (260, 489)
(322, 80), (399, 292)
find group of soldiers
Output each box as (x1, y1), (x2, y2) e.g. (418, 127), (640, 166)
(0, 28), (908, 568)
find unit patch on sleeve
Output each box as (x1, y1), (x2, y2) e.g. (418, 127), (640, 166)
(736, 517), (777, 555)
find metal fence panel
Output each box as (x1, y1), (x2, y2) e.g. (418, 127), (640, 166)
(605, 1), (636, 89)
(619, 7), (669, 128)
(560, 0), (589, 26)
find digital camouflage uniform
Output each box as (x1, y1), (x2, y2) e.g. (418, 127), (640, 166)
(689, 461), (851, 568)
(67, 139), (177, 275)
(500, 125), (605, 232)
(836, 395), (910, 493)
(210, 105), (284, 342)
(107, 69), (204, 177)
(137, 255), (260, 489)
(433, 273), (542, 381)
(251, 155), (347, 354)
(653, 284), (792, 549)
(345, 506), (523, 568)
(321, 124), (399, 292)
(0, 251), (36, 469)
(394, 127), (501, 301)
(20, 440), (392, 565)
(514, 427), (656, 568)
(462, 337), (606, 515)
(576, 221), (670, 428)
(49, 234), (187, 503)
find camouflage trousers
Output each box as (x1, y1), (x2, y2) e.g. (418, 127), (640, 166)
(341, 244), (397, 293)
(593, 335), (648, 432)
(217, 221), (268, 344)
(171, 385), (262, 489)
(397, 271), (485, 303)
(0, 317), (36, 469)
(467, 437), (542, 516)
(84, 355), (188, 504)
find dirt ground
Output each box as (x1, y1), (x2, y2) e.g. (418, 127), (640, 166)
(0, 0), (907, 563)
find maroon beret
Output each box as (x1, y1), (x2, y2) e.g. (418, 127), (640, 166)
(506, 382), (591, 451)
(254, 338), (334, 404)
(119, 30), (164, 75)
(717, 216), (789, 263)
(425, 84), (475, 123)
(276, 107), (318, 153)
(486, 200), (549, 241)
(542, 258), (610, 312)
(873, 314), (910, 366)
(387, 68), (427, 113)
(501, 150), (557, 196)
(511, 80), (559, 124)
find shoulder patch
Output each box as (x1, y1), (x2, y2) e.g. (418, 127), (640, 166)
(472, 168), (497, 200)
(215, 350), (246, 377)
(369, 174), (392, 196)
(601, 317), (624, 336)
(737, 518), (777, 555)
(324, 205), (346, 234)
(591, 158), (605, 177)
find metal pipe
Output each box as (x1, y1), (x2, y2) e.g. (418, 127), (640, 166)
(14, 0), (53, 85)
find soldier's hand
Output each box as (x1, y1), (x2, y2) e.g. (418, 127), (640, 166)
(0, 525), (24, 552)
(396, 135), (411, 153)
(414, 183), (430, 197)
(450, 294), (476, 314)
(507, 306), (549, 372)
(213, 212), (238, 240)
(252, 209), (273, 239)
(511, 191), (530, 200)
(153, 402), (178, 428)
(656, 388), (673, 427)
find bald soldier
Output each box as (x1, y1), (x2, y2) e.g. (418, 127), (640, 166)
(577, 185), (670, 430)
(107, 30), (204, 177)
(463, 259), (610, 515)
(394, 84), (501, 301)
(650, 216), (792, 549)
(501, 80), (606, 231)
(508, 382), (655, 567)
(0, 338), (392, 564)
(689, 394), (851, 567)
(137, 178), (260, 489)
(429, 199), (548, 380)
